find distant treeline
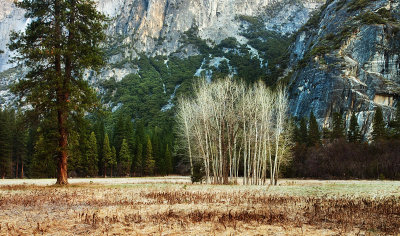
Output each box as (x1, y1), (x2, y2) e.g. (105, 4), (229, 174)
(1, 104), (399, 180)
(288, 106), (400, 180)
(0, 110), (176, 179)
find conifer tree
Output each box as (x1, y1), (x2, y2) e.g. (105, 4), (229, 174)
(372, 106), (386, 142)
(13, 112), (27, 178)
(347, 113), (362, 143)
(135, 143), (143, 176)
(331, 112), (345, 140)
(68, 132), (83, 176)
(103, 134), (112, 177)
(9, 0), (106, 185)
(95, 119), (106, 176)
(164, 144), (173, 175)
(86, 132), (98, 177)
(144, 137), (155, 176)
(110, 146), (117, 177)
(291, 119), (301, 143)
(31, 133), (57, 178)
(299, 118), (308, 144)
(0, 110), (13, 178)
(113, 114), (126, 161)
(119, 139), (131, 176)
(307, 112), (321, 146)
(390, 103), (400, 139)
(322, 127), (331, 141)
(125, 119), (135, 155)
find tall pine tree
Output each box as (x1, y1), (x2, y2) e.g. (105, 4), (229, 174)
(144, 137), (155, 176)
(13, 112), (27, 178)
(299, 118), (308, 144)
(110, 146), (117, 177)
(347, 112), (362, 143)
(372, 106), (386, 142)
(9, 0), (106, 185)
(164, 144), (173, 175)
(307, 112), (321, 146)
(86, 132), (98, 177)
(331, 112), (345, 140)
(119, 139), (131, 176)
(103, 134), (112, 177)
(0, 110), (13, 178)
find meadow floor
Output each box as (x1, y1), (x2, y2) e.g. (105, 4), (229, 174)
(0, 177), (400, 235)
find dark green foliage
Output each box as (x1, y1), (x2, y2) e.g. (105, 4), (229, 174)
(357, 11), (386, 25)
(299, 118), (308, 144)
(181, 26), (213, 54)
(30, 133), (57, 178)
(86, 132), (98, 177)
(144, 137), (155, 176)
(322, 127), (332, 140)
(102, 55), (203, 127)
(0, 110), (14, 178)
(372, 106), (387, 142)
(389, 103), (400, 139)
(331, 112), (345, 140)
(348, 0), (377, 12)
(238, 17), (292, 85)
(12, 112), (28, 178)
(9, 0), (106, 118)
(9, 0), (107, 183)
(118, 139), (131, 176)
(311, 45), (331, 57)
(135, 143), (143, 176)
(308, 112), (321, 146)
(164, 145), (173, 175)
(110, 146), (117, 176)
(292, 119), (301, 144)
(347, 113), (362, 143)
(102, 134), (112, 176)
(113, 113), (128, 159)
(219, 37), (238, 48)
(94, 117), (106, 176)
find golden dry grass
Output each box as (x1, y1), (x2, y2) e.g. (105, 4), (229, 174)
(0, 178), (399, 235)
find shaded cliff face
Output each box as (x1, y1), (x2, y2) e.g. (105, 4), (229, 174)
(289, 0), (400, 136)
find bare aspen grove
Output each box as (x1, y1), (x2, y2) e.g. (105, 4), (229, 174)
(177, 78), (292, 185)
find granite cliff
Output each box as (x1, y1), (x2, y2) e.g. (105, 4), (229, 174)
(288, 0), (400, 136)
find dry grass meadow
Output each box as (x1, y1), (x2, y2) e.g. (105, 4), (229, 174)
(1, 177), (400, 235)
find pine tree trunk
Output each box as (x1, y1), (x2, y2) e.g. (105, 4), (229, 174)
(54, 0), (68, 185)
(56, 109), (68, 185)
(16, 158), (19, 179)
(21, 162), (24, 179)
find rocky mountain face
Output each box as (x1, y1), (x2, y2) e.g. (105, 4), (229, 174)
(105, 0), (322, 56)
(0, 0), (399, 136)
(0, 0), (322, 70)
(288, 0), (400, 136)
(0, 0), (27, 72)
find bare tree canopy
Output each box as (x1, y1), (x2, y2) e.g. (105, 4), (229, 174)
(177, 78), (293, 185)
